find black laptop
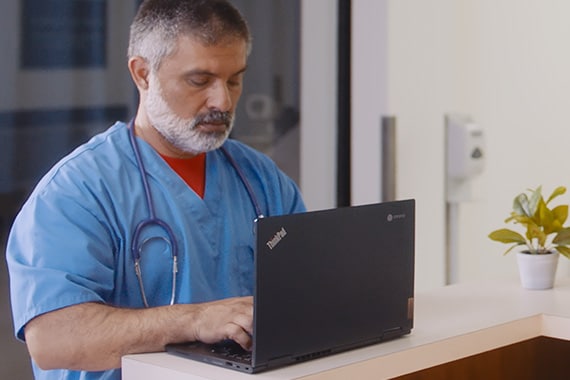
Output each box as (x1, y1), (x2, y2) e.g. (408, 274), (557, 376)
(166, 199), (415, 373)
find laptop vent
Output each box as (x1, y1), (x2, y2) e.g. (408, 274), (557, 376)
(294, 349), (332, 363)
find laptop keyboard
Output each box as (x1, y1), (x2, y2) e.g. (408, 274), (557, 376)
(211, 340), (252, 362)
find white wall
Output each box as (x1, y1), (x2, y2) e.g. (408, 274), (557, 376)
(385, 0), (471, 290)
(386, 0), (570, 288)
(349, 0), (466, 290)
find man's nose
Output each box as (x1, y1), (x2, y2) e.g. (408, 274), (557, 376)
(207, 82), (232, 111)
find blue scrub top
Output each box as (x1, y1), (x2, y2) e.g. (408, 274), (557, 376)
(6, 121), (306, 380)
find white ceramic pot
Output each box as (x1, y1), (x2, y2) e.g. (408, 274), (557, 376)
(516, 251), (559, 290)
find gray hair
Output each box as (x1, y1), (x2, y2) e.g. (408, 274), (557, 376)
(128, 0), (252, 72)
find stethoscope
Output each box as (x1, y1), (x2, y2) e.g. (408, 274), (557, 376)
(127, 119), (264, 307)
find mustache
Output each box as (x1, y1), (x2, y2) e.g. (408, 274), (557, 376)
(194, 110), (233, 126)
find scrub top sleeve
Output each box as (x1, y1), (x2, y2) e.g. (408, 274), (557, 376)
(281, 180), (306, 214)
(7, 188), (117, 341)
(285, 177), (306, 214)
(271, 163), (306, 215)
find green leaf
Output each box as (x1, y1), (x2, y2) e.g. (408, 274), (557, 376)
(538, 201), (555, 234)
(505, 214), (534, 225)
(549, 219), (563, 234)
(528, 186), (542, 217)
(503, 243), (523, 256)
(553, 227), (570, 245)
(489, 229), (526, 244)
(552, 205), (568, 226)
(513, 194), (531, 217)
(546, 186), (566, 205)
(556, 245), (570, 259)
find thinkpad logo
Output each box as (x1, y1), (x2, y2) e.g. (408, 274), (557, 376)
(266, 227), (287, 250)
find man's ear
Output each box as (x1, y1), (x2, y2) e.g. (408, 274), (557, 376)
(128, 56), (151, 90)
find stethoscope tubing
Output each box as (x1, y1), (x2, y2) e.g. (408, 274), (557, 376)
(127, 119), (263, 307)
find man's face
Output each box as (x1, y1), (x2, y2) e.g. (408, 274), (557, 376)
(145, 35), (248, 155)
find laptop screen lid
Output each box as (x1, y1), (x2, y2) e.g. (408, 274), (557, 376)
(252, 199), (415, 369)
(166, 199), (415, 373)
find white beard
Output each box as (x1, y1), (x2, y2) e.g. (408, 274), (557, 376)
(145, 74), (234, 155)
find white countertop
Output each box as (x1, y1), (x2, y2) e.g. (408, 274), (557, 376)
(122, 278), (570, 379)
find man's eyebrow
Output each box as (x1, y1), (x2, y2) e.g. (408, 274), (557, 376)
(184, 66), (248, 77)
(234, 66), (248, 76)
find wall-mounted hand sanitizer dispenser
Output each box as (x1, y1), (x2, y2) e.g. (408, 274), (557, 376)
(445, 114), (485, 202)
(445, 113), (485, 284)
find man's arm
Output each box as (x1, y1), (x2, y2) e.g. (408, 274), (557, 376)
(24, 296), (253, 371)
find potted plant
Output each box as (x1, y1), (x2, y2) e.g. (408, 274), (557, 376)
(488, 185), (570, 289)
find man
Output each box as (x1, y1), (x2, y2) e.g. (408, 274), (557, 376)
(6, 1), (305, 379)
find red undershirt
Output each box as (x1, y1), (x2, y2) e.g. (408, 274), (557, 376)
(159, 153), (206, 198)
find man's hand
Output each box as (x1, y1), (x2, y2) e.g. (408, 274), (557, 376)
(192, 296), (254, 350)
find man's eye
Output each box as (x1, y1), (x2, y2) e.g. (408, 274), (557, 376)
(188, 76), (209, 86)
(228, 80), (242, 88)
(228, 75), (244, 88)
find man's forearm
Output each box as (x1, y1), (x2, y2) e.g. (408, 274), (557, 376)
(24, 302), (200, 371)
(24, 296), (253, 371)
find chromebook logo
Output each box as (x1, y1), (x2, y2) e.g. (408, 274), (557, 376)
(387, 213), (406, 222)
